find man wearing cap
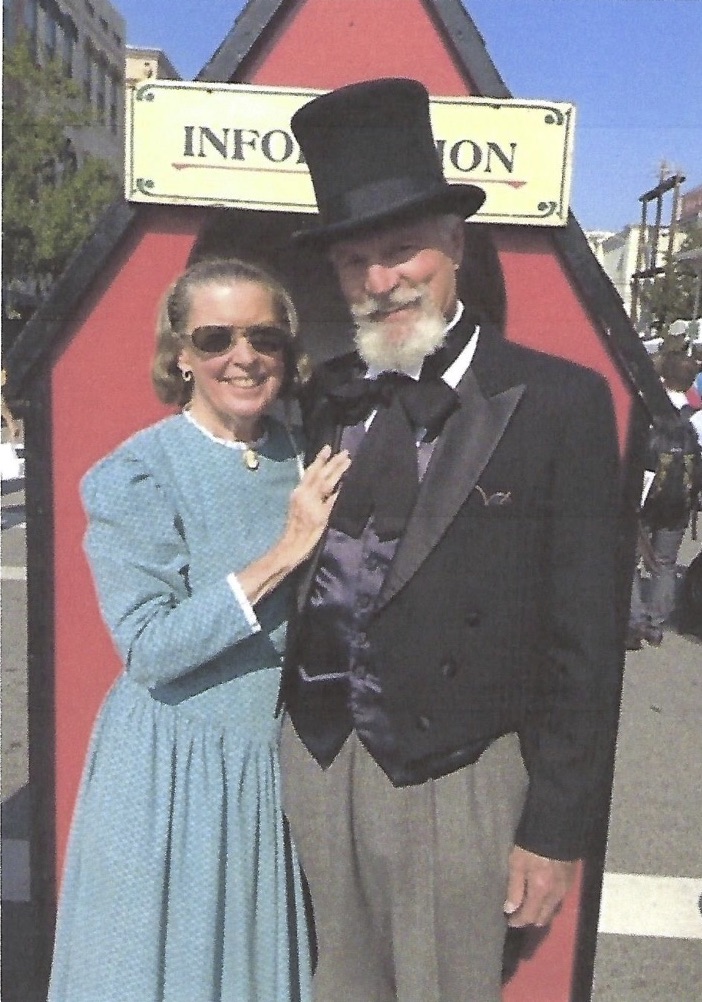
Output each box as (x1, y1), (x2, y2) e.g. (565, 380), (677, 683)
(279, 78), (622, 1002)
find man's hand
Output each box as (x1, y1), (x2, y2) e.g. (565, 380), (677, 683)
(503, 846), (578, 928)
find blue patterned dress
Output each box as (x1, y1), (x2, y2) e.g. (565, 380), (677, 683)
(48, 413), (312, 1002)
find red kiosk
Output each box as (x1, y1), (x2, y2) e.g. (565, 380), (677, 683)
(6, 0), (671, 998)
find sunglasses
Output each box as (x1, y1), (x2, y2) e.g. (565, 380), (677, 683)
(187, 324), (289, 357)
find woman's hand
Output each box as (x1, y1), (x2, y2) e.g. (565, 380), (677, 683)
(282, 445), (351, 565)
(237, 445), (350, 605)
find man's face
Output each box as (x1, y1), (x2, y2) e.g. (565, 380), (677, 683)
(329, 215), (464, 370)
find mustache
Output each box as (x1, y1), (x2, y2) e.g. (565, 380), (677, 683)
(351, 286), (425, 321)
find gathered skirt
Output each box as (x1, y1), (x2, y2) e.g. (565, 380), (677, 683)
(48, 670), (312, 1002)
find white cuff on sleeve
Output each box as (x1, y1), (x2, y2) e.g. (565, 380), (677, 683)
(226, 573), (261, 632)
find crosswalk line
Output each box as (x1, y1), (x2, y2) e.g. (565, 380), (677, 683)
(1, 565), (27, 580)
(598, 873), (702, 939)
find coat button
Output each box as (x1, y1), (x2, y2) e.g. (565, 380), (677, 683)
(440, 659), (458, 679)
(416, 714), (432, 732)
(465, 610), (481, 627)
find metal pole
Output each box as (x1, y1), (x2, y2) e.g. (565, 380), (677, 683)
(661, 174), (684, 332)
(631, 201), (648, 328)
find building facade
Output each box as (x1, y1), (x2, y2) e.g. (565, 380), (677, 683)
(125, 45), (181, 87)
(3, 0), (126, 171)
(587, 222), (689, 327)
(679, 183), (702, 231)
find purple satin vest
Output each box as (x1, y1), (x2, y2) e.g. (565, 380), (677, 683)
(293, 421), (436, 766)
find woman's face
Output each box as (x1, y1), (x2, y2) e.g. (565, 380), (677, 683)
(178, 279), (286, 442)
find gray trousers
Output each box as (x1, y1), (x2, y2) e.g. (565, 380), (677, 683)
(281, 722), (528, 1002)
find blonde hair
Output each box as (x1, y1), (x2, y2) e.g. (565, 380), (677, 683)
(151, 257), (304, 406)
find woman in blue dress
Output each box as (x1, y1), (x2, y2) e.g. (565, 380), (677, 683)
(48, 257), (350, 1002)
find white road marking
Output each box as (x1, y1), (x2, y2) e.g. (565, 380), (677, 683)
(1, 839), (30, 902)
(1, 565), (27, 580)
(599, 873), (702, 939)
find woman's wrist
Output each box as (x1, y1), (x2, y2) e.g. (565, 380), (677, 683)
(237, 535), (305, 607)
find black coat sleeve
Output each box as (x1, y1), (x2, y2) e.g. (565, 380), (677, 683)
(514, 369), (623, 860)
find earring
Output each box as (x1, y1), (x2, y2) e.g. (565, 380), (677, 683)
(181, 369), (193, 382)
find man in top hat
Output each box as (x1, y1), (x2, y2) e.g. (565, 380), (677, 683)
(279, 78), (622, 1001)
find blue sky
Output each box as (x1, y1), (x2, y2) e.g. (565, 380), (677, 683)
(118, 0), (702, 233)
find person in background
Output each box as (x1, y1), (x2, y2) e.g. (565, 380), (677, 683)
(687, 346), (702, 409)
(279, 78), (622, 1002)
(1, 368), (20, 441)
(689, 344), (702, 442)
(691, 406), (702, 448)
(692, 343), (702, 394)
(686, 380), (702, 410)
(47, 257), (349, 1002)
(627, 351), (701, 649)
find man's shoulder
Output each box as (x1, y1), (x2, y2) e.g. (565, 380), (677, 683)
(302, 351), (362, 400)
(315, 350), (364, 383)
(297, 351), (360, 425)
(479, 328), (610, 395)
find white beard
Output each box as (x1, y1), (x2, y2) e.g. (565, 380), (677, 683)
(351, 287), (448, 372)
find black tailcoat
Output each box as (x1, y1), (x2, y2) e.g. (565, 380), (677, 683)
(284, 320), (623, 861)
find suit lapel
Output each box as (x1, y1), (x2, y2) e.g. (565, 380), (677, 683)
(304, 404), (341, 460)
(295, 352), (361, 613)
(377, 348), (525, 609)
(302, 350), (363, 461)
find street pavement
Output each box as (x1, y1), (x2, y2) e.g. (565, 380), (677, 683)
(2, 469), (701, 1001)
(590, 530), (702, 1001)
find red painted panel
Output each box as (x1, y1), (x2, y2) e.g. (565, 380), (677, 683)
(52, 206), (207, 875)
(503, 870), (583, 1002)
(496, 227), (631, 452)
(244, 0), (477, 95)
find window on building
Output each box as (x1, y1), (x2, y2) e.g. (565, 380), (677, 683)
(95, 55), (107, 124)
(45, 11), (58, 62)
(24, 0), (39, 54)
(62, 17), (77, 77)
(83, 41), (93, 103)
(112, 31), (122, 46)
(3, 0), (15, 46)
(109, 70), (120, 133)
(99, 16), (108, 33)
(84, 1), (94, 17)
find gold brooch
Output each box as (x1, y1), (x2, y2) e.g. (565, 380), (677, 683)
(243, 447), (259, 471)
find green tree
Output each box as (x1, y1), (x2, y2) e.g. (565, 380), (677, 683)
(639, 225), (702, 334)
(2, 35), (120, 308)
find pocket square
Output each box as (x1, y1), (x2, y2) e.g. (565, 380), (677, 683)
(475, 485), (512, 506)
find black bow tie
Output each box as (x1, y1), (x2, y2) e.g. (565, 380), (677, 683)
(327, 371), (457, 438)
(328, 372), (459, 540)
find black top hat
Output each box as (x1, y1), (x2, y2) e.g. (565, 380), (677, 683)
(291, 78), (486, 246)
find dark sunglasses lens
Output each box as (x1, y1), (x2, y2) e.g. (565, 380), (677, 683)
(247, 326), (288, 353)
(190, 325), (234, 354)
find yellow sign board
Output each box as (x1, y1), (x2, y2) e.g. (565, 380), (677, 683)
(125, 81), (575, 226)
